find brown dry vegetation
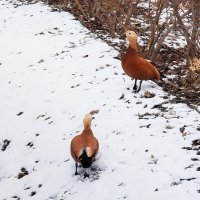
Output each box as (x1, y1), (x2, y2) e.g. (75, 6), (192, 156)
(31, 0), (200, 108)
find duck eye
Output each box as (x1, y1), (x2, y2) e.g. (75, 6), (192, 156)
(129, 33), (131, 35)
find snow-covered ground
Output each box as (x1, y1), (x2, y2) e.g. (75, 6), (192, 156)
(0, 1), (200, 199)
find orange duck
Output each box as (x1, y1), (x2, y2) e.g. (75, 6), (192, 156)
(121, 30), (160, 93)
(70, 111), (99, 175)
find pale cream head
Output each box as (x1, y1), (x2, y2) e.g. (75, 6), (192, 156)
(125, 30), (138, 51)
(125, 30), (138, 43)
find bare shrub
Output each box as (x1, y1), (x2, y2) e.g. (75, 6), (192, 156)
(46, 0), (200, 105)
(170, 0), (200, 71)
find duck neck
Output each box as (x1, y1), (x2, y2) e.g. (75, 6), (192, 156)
(129, 39), (139, 52)
(128, 45), (138, 55)
(82, 127), (93, 135)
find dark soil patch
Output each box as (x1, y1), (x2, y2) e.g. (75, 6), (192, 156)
(17, 167), (29, 179)
(1, 139), (11, 151)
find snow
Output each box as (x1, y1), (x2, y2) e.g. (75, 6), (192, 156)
(0, 0), (200, 200)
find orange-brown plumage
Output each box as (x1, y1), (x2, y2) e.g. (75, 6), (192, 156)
(70, 111), (99, 175)
(121, 30), (160, 92)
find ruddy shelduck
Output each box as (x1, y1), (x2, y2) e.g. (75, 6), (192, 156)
(70, 110), (99, 175)
(121, 30), (160, 93)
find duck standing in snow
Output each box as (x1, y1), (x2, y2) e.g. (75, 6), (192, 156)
(70, 110), (99, 175)
(121, 30), (160, 93)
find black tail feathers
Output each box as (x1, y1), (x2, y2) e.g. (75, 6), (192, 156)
(79, 148), (93, 168)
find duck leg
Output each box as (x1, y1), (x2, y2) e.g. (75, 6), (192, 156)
(135, 80), (142, 93)
(75, 162), (78, 175)
(133, 79), (138, 91)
